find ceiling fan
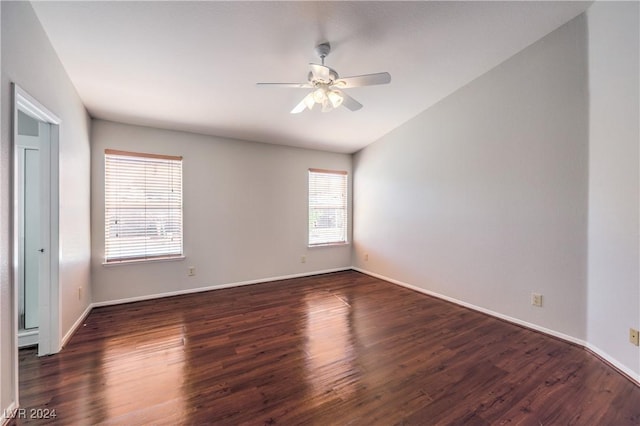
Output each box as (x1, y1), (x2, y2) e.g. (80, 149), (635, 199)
(257, 42), (391, 114)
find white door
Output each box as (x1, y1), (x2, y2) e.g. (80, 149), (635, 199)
(17, 120), (50, 350)
(23, 145), (40, 330)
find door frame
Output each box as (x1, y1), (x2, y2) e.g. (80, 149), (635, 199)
(11, 83), (61, 405)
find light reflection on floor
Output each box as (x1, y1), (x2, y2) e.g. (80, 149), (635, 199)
(101, 323), (187, 423)
(304, 290), (360, 404)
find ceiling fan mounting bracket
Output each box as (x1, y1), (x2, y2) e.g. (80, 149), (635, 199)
(315, 42), (331, 63)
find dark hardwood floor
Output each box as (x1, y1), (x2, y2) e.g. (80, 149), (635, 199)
(11, 271), (640, 425)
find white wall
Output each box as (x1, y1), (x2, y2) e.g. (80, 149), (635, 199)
(91, 120), (352, 303)
(586, 2), (640, 379)
(353, 16), (589, 341)
(1, 1), (91, 416)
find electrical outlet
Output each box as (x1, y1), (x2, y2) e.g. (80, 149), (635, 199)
(531, 293), (543, 307)
(301, 255), (306, 264)
(188, 266), (195, 276)
(630, 328), (640, 346)
(364, 253), (369, 261)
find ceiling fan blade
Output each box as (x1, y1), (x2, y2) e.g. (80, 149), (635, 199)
(340, 92), (363, 111)
(291, 92), (315, 114)
(291, 99), (307, 114)
(256, 82), (312, 88)
(334, 72), (391, 88)
(309, 63), (331, 82)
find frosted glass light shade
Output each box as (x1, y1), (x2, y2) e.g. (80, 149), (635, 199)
(313, 88), (327, 103)
(327, 90), (343, 108)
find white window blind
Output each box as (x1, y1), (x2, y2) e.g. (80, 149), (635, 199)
(104, 149), (183, 263)
(308, 168), (348, 246)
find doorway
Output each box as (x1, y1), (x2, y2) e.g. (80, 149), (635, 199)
(12, 84), (61, 370)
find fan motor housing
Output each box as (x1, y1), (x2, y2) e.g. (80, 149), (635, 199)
(308, 68), (339, 85)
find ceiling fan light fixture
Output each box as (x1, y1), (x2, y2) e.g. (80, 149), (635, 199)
(327, 90), (344, 108)
(312, 88), (327, 104)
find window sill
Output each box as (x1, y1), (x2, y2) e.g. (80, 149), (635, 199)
(308, 242), (350, 248)
(102, 255), (185, 267)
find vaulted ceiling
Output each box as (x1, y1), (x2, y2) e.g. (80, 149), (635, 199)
(31, 1), (591, 153)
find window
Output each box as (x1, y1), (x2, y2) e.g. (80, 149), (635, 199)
(104, 149), (183, 263)
(308, 168), (348, 246)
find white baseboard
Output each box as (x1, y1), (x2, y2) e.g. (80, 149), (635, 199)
(61, 303), (93, 349)
(60, 266), (640, 387)
(18, 330), (38, 348)
(586, 343), (640, 385)
(92, 267), (351, 308)
(61, 268), (349, 349)
(353, 267), (639, 386)
(2, 402), (17, 426)
(353, 267), (586, 346)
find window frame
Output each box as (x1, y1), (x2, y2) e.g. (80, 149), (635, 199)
(103, 149), (184, 264)
(308, 168), (349, 247)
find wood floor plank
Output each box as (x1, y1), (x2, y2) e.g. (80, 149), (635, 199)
(10, 270), (640, 425)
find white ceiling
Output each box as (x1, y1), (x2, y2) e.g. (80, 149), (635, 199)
(31, 1), (591, 154)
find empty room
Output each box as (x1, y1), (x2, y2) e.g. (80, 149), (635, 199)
(1, 1), (639, 424)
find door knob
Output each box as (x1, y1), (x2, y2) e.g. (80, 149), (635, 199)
(38, 248), (44, 253)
